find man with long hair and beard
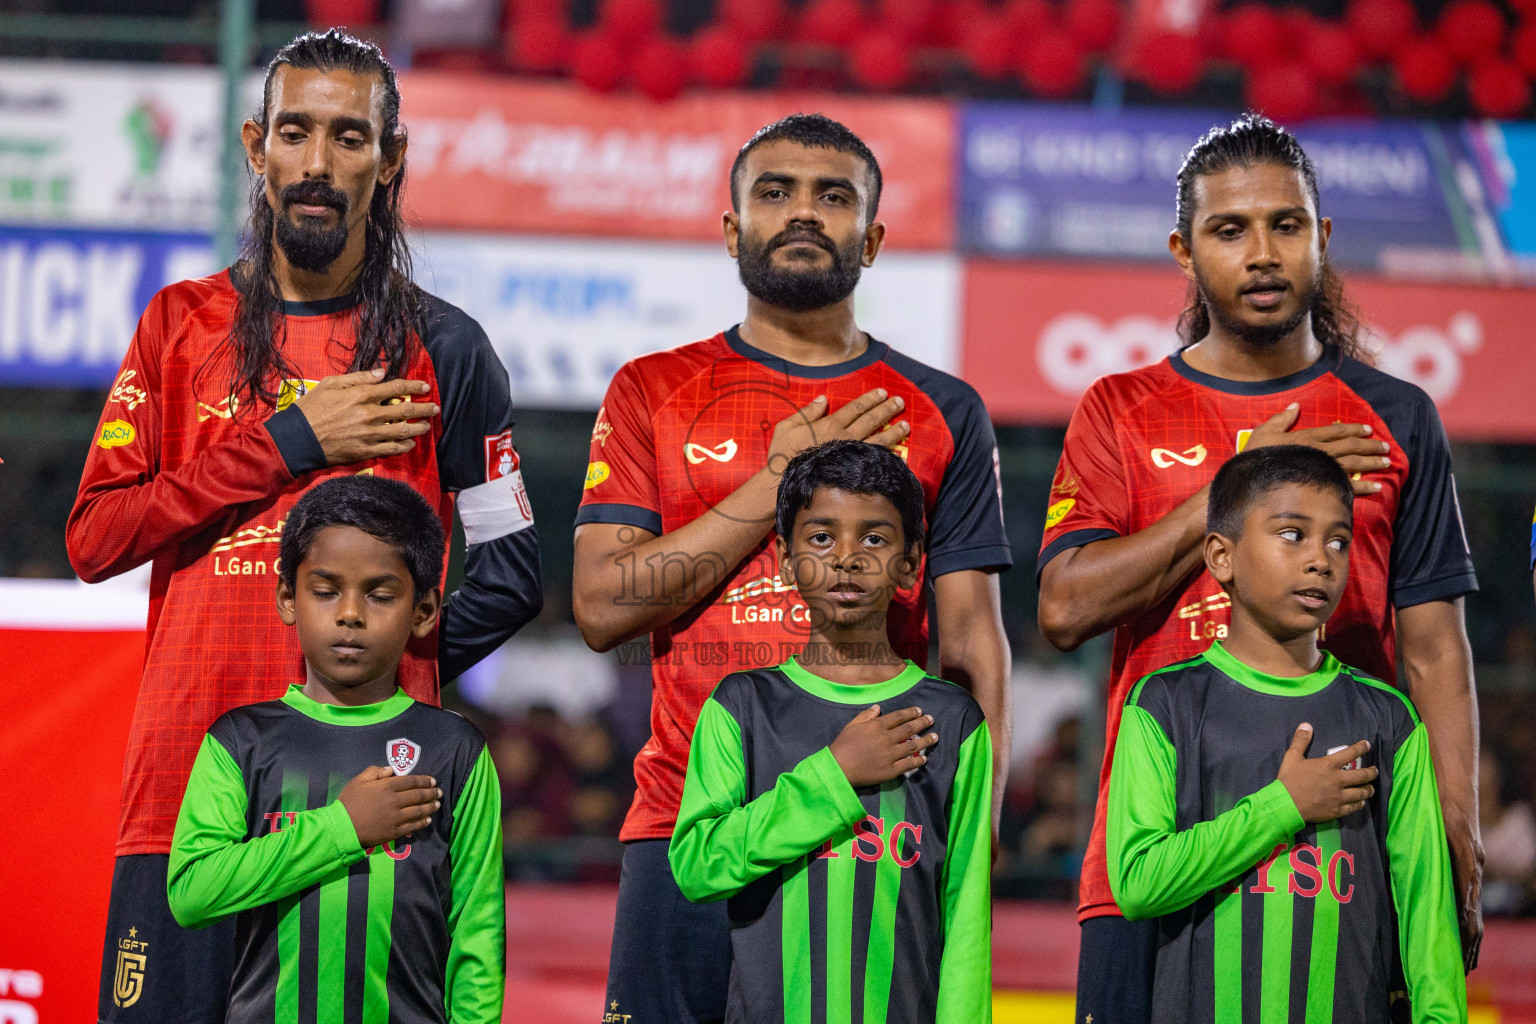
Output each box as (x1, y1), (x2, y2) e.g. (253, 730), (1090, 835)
(1038, 113), (1482, 1024)
(69, 30), (542, 1023)
(574, 114), (1013, 1024)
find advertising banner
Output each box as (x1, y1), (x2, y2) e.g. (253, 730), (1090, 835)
(0, 225), (214, 387)
(962, 259), (1536, 440)
(958, 104), (1504, 276)
(399, 76), (956, 249)
(0, 60), (240, 230)
(414, 232), (961, 408)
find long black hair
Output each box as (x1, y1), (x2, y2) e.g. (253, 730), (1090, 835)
(216, 29), (420, 415)
(1174, 113), (1364, 360)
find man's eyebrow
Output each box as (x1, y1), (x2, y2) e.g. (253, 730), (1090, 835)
(271, 111), (374, 137)
(814, 175), (858, 195)
(1203, 205), (1310, 226)
(751, 171), (799, 192)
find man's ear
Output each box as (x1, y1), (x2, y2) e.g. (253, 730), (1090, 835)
(242, 119), (267, 176)
(275, 576), (297, 626)
(377, 131), (407, 188)
(1205, 532), (1235, 586)
(412, 586), (443, 639)
(723, 209), (741, 258)
(860, 219), (887, 267)
(1169, 229), (1196, 282)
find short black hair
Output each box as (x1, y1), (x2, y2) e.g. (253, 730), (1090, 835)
(1207, 445), (1353, 539)
(279, 475), (445, 597)
(775, 440), (924, 551)
(730, 113), (883, 219)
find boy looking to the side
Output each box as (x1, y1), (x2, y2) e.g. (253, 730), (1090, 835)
(1107, 445), (1465, 1023)
(167, 475), (504, 1023)
(669, 439), (993, 1024)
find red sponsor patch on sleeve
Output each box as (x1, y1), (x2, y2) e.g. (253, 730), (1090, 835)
(485, 430), (520, 482)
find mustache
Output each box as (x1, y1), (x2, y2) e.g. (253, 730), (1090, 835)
(279, 180), (349, 214)
(1241, 275), (1289, 294)
(768, 228), (837, 255)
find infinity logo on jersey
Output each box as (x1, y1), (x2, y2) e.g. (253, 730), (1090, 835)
(97, 419), (136, 449)
(1151, 444), (1207, 468)
(387, 738), (421, 775)
(684, 439), (738, 464)
(113, 927), (148, 1008)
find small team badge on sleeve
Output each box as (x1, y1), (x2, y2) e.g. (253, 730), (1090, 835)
(387, 738), (421, 775)
(485, 429), (520, 482)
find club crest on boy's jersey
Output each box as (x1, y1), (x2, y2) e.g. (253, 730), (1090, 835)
(1327, 744), (1365, 771)
(387, 738), (421, 775)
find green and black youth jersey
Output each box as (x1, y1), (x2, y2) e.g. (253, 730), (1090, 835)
(167, 686), (504, 1024)
(670, 658), (993, 1024)
(1106, 642), (1465, 1024)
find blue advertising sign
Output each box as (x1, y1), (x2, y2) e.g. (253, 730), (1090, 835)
(958, 104), (1483, 272)
(0, 224), (212, 387)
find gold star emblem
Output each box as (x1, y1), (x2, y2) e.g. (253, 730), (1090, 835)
(128, 926), (138, 939)
(610, 1001), (618, 1010)
(1085, 1015), (1093, 1024)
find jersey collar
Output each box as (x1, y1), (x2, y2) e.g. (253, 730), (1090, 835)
(281, 684), (415, 724)
(778, 657), (928, 704)
(281, 293), (361, 317)
(1205, 641), (1341, 697)
(724, 325), (889, 380)
(1168, 344), (1339, 396)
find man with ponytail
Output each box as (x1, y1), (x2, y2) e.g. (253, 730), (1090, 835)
(69, 30), (541, 1022)
(1037, 114), (1481, 1022)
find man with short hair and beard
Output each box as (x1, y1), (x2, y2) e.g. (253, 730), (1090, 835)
(1038, 114), (1482, 1024)
(69, 30), (542, 1023)
(575, 113), (1013, 1024)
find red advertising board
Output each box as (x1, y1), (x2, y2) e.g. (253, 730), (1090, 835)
(398, 75), (955, 249)
(963, 260), (1536, 440)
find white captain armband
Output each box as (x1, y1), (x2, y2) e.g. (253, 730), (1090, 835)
(458, 430), (536, 544)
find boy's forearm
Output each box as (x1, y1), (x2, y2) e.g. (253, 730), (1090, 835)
(169, 800), (364, 927)
(671, 746), (867, 902)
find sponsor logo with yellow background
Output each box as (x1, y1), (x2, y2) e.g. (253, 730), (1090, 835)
(97, 419), (136, 449)
(1045, 498), (1075, 529)
(585, 462), (611, 489)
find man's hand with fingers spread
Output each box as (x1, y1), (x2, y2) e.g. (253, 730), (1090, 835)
(767, 388), (911, 476)
(292, 368), (440, 466)
(830, 705), (938, 788)
(338, 765), (443, 848)
(1277, 724), (1379, 823)
(1244, 404), (1391, 497)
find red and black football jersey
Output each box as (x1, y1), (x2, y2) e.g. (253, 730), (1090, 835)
(68, 270), (543, 857)
(1038, 345), (1477, 922)
(578, 326), (1012, 841)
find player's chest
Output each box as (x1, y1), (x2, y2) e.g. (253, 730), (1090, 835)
(650, 370), (948, 522)
(1115, 394), (1404, 534)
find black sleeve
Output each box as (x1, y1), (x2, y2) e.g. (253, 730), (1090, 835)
(884, 351), (1013, 579)
(1336, 359), (1477, 607)
(419, 296), (544, 682)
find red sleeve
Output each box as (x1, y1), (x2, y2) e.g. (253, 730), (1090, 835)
(1036, 379), (1129, 576)
(574, 360), (662, 536)
(65, 290), (300, 584)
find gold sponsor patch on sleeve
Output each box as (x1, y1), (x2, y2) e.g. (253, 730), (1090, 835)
(584, 461), (611, 489)
(1045, 497), (1076, 529)
(97, 420), (136, 449)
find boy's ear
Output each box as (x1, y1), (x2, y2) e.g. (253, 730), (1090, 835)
(275, 577), (297, 626)
(1205, 531), (1235, 585)
(411, 587), (443, 639)
(775, 533), (793, 585)
(896, 540), (923, 590)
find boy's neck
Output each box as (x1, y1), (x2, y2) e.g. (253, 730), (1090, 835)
(302, 666), (400, 707)
(1220, 606), (1325, 678)
(798, 620), (908, 686)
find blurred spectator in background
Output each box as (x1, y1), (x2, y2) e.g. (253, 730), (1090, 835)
(1481, 745), (1536, 916)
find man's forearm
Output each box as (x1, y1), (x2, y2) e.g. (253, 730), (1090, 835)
(935, 570), (1012, 829)
(573, 467), (781, 650)
(1037, 486), (1210, 651)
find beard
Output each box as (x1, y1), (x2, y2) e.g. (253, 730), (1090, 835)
(272, 179), (351, 273)
(736, 226), (864, 312)
(1194, 261), (1320, 348)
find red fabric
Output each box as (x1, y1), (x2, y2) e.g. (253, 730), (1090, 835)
(580, 335), (958, 841)
(1041, 360), (1404, 920)
(66, 272), (449, 857)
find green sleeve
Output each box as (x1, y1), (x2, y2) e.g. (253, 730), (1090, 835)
(669, 697), (867, 903)
(935, 724), (993, 1024)
(166, 734), (365, 928)
(445, 747), (506, 1024)
(1106, 705), (1305, 920)
(1386, 725), (1468, 1024)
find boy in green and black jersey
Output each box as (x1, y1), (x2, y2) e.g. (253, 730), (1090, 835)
(670, 440), (993, 1024)
(1106, 445), (1465, 1024)
(167, 475), (504, 1024)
